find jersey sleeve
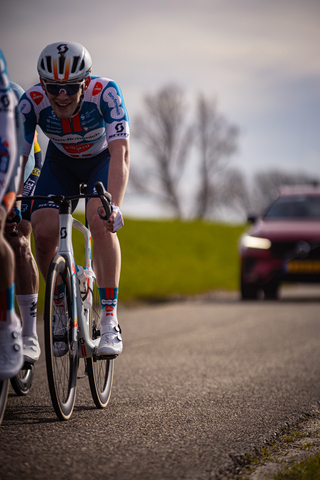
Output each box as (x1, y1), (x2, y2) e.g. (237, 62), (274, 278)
(11, 82), (36, 181)
(0, 50), (21, 207)
(100, 80), (130, 143)
(18, 92), (38, 158)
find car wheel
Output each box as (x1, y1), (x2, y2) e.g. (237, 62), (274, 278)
(240, 275), (259, 300)
(263, 280), (280, 300)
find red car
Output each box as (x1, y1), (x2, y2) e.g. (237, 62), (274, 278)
(239, 186), (320, 300)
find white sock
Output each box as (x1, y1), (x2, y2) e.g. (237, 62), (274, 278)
(16, 294), (38, 338)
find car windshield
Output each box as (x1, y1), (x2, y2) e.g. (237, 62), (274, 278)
(264, 195), (320, 219)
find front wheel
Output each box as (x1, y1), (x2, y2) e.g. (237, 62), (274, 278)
(10, 363), (35, 396)
(44, 255), (78, 421)
(87, 276), (114, 408)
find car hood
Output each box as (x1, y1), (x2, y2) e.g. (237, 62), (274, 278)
(248, 218), (320, 242)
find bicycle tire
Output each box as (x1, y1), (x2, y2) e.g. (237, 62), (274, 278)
(10, 363), (35, 396)
(44, 255), (78, 420)
(0, 379), (9, 426)
(87, 278), (114, 408)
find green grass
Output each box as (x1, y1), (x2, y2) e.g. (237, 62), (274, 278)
(34, 215), (247, 309)
(274, 455), (320, 479)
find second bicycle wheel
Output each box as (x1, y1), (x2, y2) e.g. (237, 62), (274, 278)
(44, 255), (78, 420)
(10, 363), (35, 396)
(87, 277), (114, 409)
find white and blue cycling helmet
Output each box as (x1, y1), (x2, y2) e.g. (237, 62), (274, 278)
(37, 41), (92, 83)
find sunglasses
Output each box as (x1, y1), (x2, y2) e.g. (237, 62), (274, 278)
(44, 82), (84, 96)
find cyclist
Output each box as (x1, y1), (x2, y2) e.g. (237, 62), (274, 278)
(5, 81), (42, 364)
(0, 50), (24, 380)
(19, 41), (130, 357)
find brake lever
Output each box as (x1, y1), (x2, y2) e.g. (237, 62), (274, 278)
(94, 181), (112, 221)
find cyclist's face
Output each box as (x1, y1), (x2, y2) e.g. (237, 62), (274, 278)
(41, 79), (89, 119)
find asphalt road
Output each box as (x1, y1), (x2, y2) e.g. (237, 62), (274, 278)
(1, 285), (320, 480)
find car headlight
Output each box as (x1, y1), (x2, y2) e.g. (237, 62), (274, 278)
(241, 235), (271, 250)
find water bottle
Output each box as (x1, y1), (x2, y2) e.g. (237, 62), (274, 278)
(76, 265), (94, 307)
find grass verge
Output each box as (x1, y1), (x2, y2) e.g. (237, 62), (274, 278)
(34, 216), (246, 309)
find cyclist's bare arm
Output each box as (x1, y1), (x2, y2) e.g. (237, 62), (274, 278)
(104, 138), (130, 232)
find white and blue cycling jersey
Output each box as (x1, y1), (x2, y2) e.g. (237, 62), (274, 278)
(0, 50), (23, 211)
(19, 76), (129, 159)
(10, 81), (35, 181)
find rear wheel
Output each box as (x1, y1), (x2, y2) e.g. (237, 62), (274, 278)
(0, 379), (9, 425)
(10, 363), (35, 396)
(87, 276), (114, 409)
(44, 255), (78, 421)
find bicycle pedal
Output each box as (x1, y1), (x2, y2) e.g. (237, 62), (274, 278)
(22, 362), (34, 370)
(93, 353), (118, 361)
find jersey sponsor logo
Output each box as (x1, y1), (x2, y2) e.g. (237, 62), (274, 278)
(49, 128), (104, 144)
(0, 93), (13, 113)
(19, 99), (32, 115)
(30, 91), (44, 105)
(22, 178), (36, 196)
(108, 132), (129, 140)
(103, 87), (125, 120)
(31, 168), (41, 177)
(62, 143), (94, 154)
(92, 82), (103, 96)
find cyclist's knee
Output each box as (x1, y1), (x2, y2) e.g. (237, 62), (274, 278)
(31, 209), (59, 251)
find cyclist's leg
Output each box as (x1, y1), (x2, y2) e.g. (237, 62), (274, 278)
(30, 142), (79, 282)
(0, 53), (24, 379)
(86, 156), (122, 356)
(0, 205), (23, 380)
(6, 157), (43, 363)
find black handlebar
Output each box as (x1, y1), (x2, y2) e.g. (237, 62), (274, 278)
(14, 181), (113, 221)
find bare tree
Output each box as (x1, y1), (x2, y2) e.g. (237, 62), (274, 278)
(131, 86), (240, 219)
(194, 95), (239, 218)
(219, 168), (251, 217)
(131, 85), (192, 217)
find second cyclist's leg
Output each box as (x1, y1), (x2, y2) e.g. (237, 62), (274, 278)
(87, 199), (122, 356)
(0, 206), (23, 380)
(6, 219), (40, 363)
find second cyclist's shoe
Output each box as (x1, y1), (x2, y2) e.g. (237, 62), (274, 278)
(23, 336), (41, 363)
(0, 319), (23, 380)
(52, 313), (69, 357)
(97, 324), (123, 357)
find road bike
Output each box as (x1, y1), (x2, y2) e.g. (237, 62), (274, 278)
(17, 182), (115, 420)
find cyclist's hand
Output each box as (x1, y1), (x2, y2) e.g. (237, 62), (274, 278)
(98, 204), (124, 233)
(5, 207), (22, 236)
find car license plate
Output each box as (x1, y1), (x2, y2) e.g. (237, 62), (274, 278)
(286, 260), (320, 274)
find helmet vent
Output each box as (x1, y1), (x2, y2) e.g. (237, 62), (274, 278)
(79, 59), (85, 72)
(71, 56), (80, 74)
(59, 56), (66, 75)
(45, 56), (52, 73)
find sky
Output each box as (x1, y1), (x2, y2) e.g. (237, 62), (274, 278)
(2, 0), (320, 218)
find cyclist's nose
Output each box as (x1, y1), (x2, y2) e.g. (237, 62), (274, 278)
(57, 90), (69, 100)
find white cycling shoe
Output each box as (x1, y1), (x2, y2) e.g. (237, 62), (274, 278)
(0, 319), (23, 380)
(97, 324), (123, 357)
(52, 313), (69, 357)
(23, 336), (41, 363)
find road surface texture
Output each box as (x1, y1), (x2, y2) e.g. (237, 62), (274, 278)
(1, 285), (320, 480)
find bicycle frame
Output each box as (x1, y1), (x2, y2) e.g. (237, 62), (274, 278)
(57, 199), (98, 358)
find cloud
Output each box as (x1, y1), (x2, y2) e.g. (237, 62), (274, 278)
(2, 0), (320, 186)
